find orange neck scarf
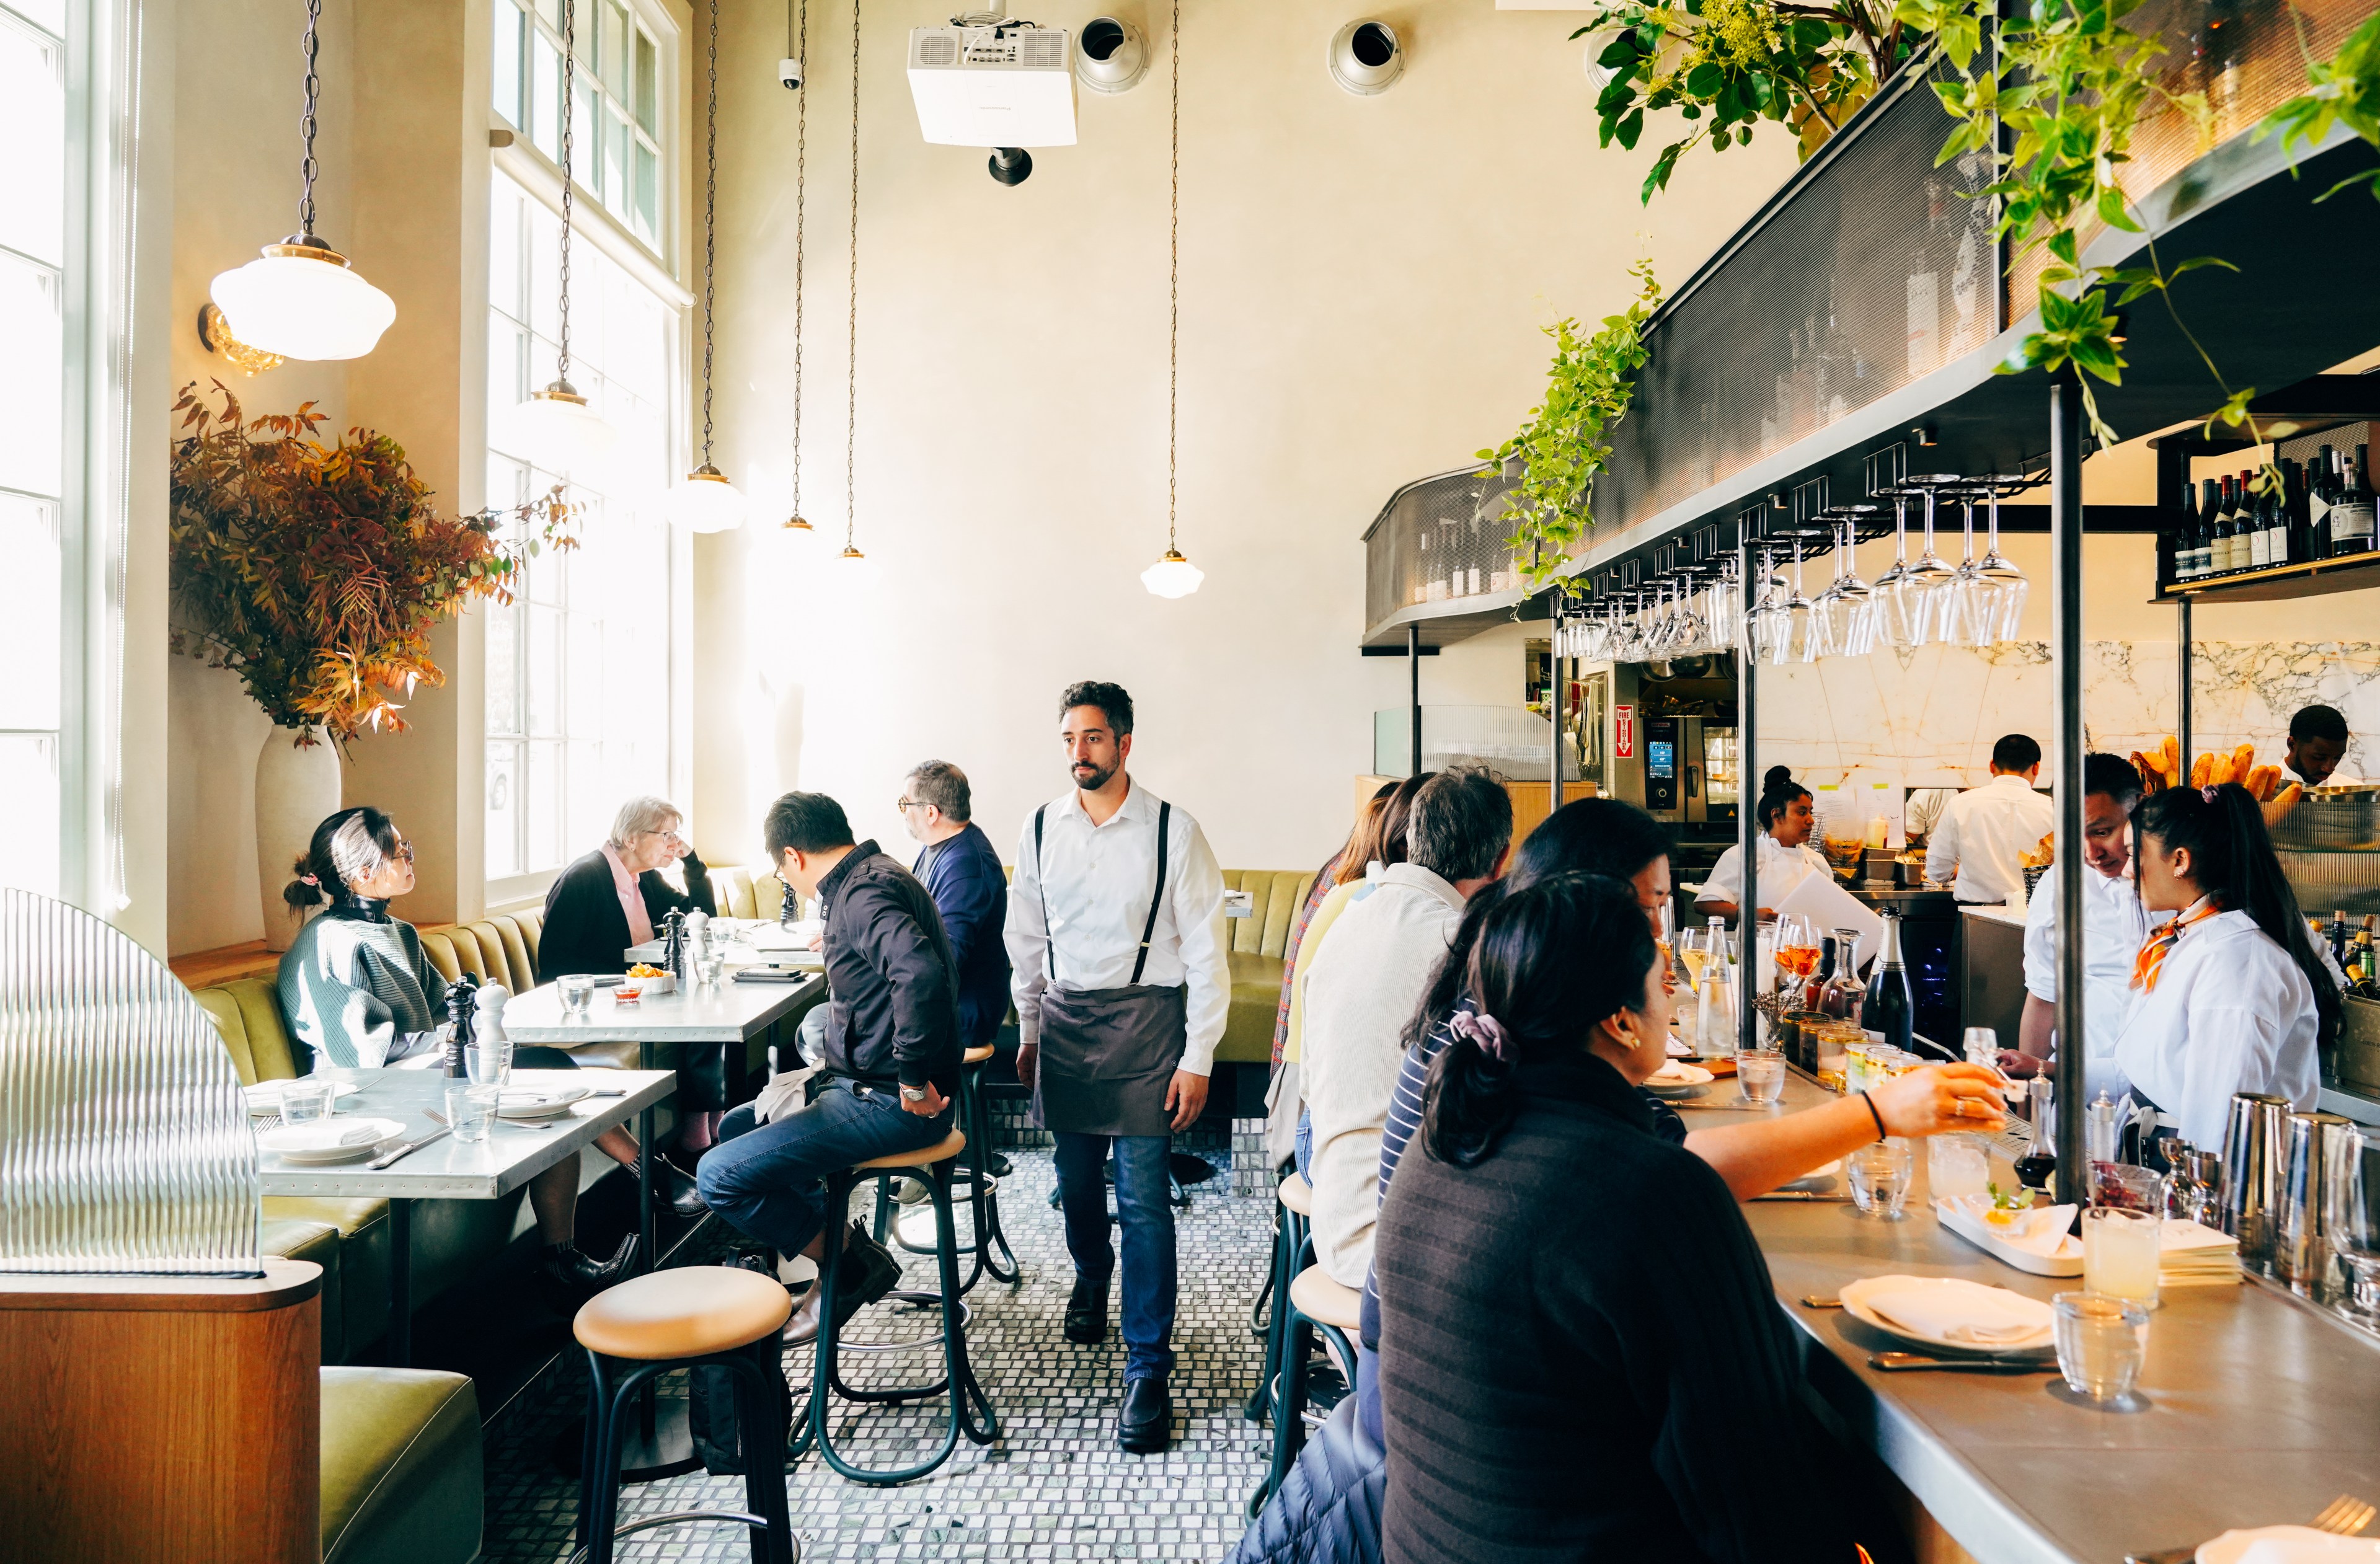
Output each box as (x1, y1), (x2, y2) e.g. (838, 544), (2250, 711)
(2131, 898), (2220, 993)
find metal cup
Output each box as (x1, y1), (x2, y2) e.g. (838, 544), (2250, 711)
(2219, 1092), (2292, 1268)
(2277, 1111), (2355, 1291)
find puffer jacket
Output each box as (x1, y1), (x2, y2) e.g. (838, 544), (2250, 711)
(1226, 1397), (1384, 1564)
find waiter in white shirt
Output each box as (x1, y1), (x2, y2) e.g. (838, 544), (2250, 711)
(1925, 734), (2056, 904)
(2281, 703), (2361, 789)
(1005, 679), (1227, 1457)
(2003, 754), (2149, 1098)
(1696, 767), (1829, 922)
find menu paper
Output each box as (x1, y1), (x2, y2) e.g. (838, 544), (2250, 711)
(1771, 865), (1887, 976)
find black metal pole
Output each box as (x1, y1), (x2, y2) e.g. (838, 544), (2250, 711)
(2050, 377), (2088, 1208)
(2175, 595), (2193, 769)
(1407, 622), (1422, 777)
(1549, 598), (1566, 811)
(1737, 537), (1760, 1056)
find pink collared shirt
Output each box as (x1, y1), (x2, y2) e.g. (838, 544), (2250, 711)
(599, 842), (655, 946)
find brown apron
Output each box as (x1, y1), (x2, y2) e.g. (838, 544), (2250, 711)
(1027, 797), (1187, 1138)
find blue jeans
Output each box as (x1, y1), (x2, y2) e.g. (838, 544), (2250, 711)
(697, 1076), (954, 1258)
(1053, 1131), (1176, 1383)
(1293, 1107), (1313, 1182)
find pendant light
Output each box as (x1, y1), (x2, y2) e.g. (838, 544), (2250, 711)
(490, 0), (617, 482)
(838, 0), (874, 583)
(783, 0), (817, 544)
(1141, 0), (1203, 599)
(670, 0), (748, 531)
(208, 0), (396, 361)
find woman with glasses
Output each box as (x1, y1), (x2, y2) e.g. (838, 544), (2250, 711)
(539, 795), (725, 1171)
(278, 806), (640, 1300)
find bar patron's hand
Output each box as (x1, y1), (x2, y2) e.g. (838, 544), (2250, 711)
(901, 1081), (949, 1117)
(1166, 1069), (1209, 1132)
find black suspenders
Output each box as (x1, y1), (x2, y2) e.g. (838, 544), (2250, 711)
(1033, 798), (1172, 986)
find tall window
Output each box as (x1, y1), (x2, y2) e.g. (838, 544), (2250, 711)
(492, 0), (664, 249)
(0, 1), (70, 899)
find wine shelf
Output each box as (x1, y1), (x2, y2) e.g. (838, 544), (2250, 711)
(2151, 547), (2380, 605)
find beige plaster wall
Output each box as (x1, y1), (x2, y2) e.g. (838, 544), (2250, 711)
(689, 0), (1800, 872)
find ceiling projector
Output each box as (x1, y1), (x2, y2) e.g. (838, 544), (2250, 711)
(907, 15), (1077, 156)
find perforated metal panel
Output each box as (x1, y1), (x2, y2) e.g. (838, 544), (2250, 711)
(1361, 464), (1521, 632)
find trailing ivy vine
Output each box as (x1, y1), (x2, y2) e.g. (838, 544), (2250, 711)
(2262, 12), (2380, 203)
(1477, 261), (1665, 593)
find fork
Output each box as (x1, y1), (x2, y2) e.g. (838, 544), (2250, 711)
(2125, 1493), (2373, 1564)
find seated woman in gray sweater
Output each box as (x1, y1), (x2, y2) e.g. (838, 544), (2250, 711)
(277, 806), (653, 1298)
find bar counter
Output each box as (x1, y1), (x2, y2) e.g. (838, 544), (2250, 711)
(1679, 1071), (2380, 1564)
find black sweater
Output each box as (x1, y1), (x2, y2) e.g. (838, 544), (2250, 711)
(536, 848), (717, 982)
(815, 841), (962, 1097)
(1374, 1051), (1854, 1564)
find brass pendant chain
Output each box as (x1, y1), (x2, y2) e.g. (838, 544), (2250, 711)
(557, 0), (578, 386)
(699, 0), (719, 468)
(845, 0), (860, 553)
(789, 0), (808, 523)
(1167, 0), (1179, 555)
(297, 0), (322, 239)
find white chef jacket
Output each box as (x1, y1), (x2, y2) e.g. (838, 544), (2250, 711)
(1696, 833), (1831, 912)
(1925, 774), (2056, 904)
(2109, 908), (2322, 1152)
(1004, 779), (1230, 1076)
(2281, 763), (2362, 789)
(2021, 863), (2150, 1099)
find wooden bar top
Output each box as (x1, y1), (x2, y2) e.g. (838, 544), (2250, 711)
(0, 1259), (322, 1312)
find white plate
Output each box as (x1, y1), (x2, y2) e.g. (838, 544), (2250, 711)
(257, 1117), (408, 1164)
(2200, 1526), (2380, 1564)
(1935, 1197), (2086, 1278)
(244, 1080), (362, 1115)
(1645, 1061), (1714, 1098)
(615, 973), (675, 998)
(1838, 1275), (2057, 1357)
(497, 1085), (591, 1120)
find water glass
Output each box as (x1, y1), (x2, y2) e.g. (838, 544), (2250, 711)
(559, 974), (596, 1016)
(1848, 1138), (1915, 1219)
(466, 1040), (510, 1102)
(697, 953), (726, 986)
(281, 1076), (334, 1125)
(1737, 1048), (1786, 1105)
(2082, 1206), (2162, 1306)
(2052, 1291), (2149, 1404)
(1929, 1131), (1992, 1200)
(445, 1082), (492, 1144)
(1812, 1023), (1852, 1093)
(1961, 1026), (1998, 1067)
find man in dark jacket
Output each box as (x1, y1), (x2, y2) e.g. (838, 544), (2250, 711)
(896, 760), (1011, 1056)
(696, 791), (962, 1342)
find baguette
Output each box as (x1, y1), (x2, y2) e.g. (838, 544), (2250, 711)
(2273, 781), (2303, 807)
(2249, 764), (2282, 802)
(2190, 751), (2215, 789)
(2227, 743), (2257, 787)
(2159, 734), (2181, 780)
(2130, 751), (2167, 793)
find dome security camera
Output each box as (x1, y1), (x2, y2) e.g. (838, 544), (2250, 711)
(988, 146), (1033, 185)
(779, 56), (804, 91)
(1328, 19), (1405, 95)
(1074, 17), (1150, 94)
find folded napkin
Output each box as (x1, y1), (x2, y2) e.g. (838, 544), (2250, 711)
(1647, 1061), (1704, 1085)
(1861, 1278), (2054, 1345)
(2159, 1220), (2240, 1253)
(2226, 1529), (2380, 1563)
(1941, 1195), (2080, 1258)
(272, 1121), (383, 1151)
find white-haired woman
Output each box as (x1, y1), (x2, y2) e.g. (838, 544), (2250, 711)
(539, 796), (726, 1168)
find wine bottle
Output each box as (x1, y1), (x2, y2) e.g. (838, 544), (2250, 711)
(2217, 475), (2242, 573)
(2193, 476), (2221, 579)
(2311, 447), (2338, 558)
(1860, 911), (1915, 1056)
(2281, 457), (2309, 567)
(2246, 478), (2270, 569)
(2334, 443), (2377, 557)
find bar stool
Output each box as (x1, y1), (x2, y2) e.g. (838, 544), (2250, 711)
(794, 1128), (1000, 1485)
(1244, 1172), (1313, 1425)
(1250, 1259), (1360, 1519)
(888, 1045), (1017, 1292)
(571, 1267), (797, 1564)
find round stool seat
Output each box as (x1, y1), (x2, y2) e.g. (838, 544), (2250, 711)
(1278, 1173), (1313, 1216)
(574, 1266), (792, 1360)
(856, 1128), (967, 1171)
(1288, 1265), (1363, 1332)
(963, 1044), (995, 1065)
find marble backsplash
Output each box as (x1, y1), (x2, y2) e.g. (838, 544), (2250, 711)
(1758, 640), (2379, 789)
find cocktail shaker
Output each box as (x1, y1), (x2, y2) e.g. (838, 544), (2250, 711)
(2219, 1092), (2292, 1267)
(2277, 1111), (2355, 1291)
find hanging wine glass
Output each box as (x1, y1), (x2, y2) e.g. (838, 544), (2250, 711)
(1944, 486), (1988, 647)
(1782, 539), (1821, 663)
(1975, 481), (2028, 642)
(1705, 558), (1743, 655)
(1741, 552), (1786, 663)
(1873, 492), (1923, 650)
(1815, 509), (1877, 658)
(1902, 476), (1963, 646)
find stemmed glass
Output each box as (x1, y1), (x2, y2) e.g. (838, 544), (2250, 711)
(1816, 507), (1879, 656)
(1873, 492), (1924, 650)
(1943, 485), (1988, 647)
(1903, 475), (1963, 645)
(1973, 482), (2028, 642)
(1704, 559), (1743, 654)
(1782, 541), (1822, 663)
(1741, 552), (1788, 663)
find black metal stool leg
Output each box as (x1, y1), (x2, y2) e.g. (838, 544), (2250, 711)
(1245, 1207), (1290, 1424)
(967, 1062), (1019, 1286)
(725, 1354), (797, 1564)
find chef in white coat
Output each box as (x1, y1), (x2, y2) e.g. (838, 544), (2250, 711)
(2110, 782), (2337, 1155)
(2004, 754), (2151, 1099)
(2281, 703), (2361, 789)
(1697, 767), (1831, 923)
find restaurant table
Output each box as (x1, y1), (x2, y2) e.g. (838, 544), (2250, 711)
(257, 1066), (675, 1368)
(1678, 1068), (2380, 1564)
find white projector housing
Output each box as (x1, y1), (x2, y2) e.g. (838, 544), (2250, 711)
(907, 24), (1077, 147)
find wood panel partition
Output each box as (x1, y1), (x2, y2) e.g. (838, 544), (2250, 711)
(0, 1260), (322, 1563)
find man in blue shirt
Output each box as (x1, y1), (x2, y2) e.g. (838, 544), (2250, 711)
(899, 761), (1013, 1175)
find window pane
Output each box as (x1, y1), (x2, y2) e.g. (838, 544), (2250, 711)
(526, 603), (562, 734)
(0, 495), (62, 730)
(530, 29), (560, 162)
(572, 76), (598, 190)
(600, 0), (628, 97)
(633, 138), (658, 244)
(634, 27), (657, 130)
(487, 312), (526, 428)
(485, 598), (521, 738)
(566, 739), (604, 854)
(528, 739), (563, 872)
(489, 181), (524, 320)
(0, 733), (59, 897)
(0, 17), (66, 268)
(601, 102), (629, 221)
(0, 249), (63, 498)
(7, 2), (66, 38)
(491, 0), (523, 127)
(485, 740), (523, 878)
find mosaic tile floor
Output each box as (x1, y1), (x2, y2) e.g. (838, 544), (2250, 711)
(482, 1147), (1277, 1562)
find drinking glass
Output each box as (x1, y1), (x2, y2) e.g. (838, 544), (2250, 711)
(1741, 554), (1787, 662)
(2083, 1206), (2162, 1306)
(2324, 1124), (2380, 1318)
(1774, 914), (1820, 986)
(1848, 1138), (1915, 1219)
(559, 974), (596, 1016)
(1959, 1026), (1999, 1068)
(466, 1040), (510, 1103)
(1929, 1133), (1991, 1200)
(1696, 963), (1739, 1058)
(1813, 1022), (1852, 1092)
(282, 1076), (334, 1126)
(2052, 1291), (2149, 1405)
(1873, 493), (1926, 650)
(1973, 485), (2028, 642)
(1903, 477), (1963, 644)
(1677, 927), (1710, 992)
(445, 1082), (492, 1144)
(1942, 489), (1988, 646)
(1783, 541), (1823, 663)
(1737, 1048), (1786, 1105)
(697, 953), (726, 986)
(1815, 511), (1878, 658)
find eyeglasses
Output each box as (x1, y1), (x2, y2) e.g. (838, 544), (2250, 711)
(893, 798), (924, 813)
(389, 840), (415, 864)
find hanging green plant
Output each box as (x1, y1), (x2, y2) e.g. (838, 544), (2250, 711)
(2261, 11), (2380, 202)
(1477, 261), (1665, 593)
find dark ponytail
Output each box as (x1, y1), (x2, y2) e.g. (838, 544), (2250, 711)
(1422, 873), (1660, 1168)
(285, 806), (400, 910)
(1757, 766), (1811, 832)
(2135, 783), (2339, 1049)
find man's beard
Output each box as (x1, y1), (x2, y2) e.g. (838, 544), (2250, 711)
(1073, 760), (1117, 793)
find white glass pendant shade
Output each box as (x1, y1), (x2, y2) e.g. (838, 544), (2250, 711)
(668, 465), (748, 533)
(1141, 549), (1204, 598)
(837, 542), (880, 591)
(209, 242), (396, 361)
(491, 382), (617, 482)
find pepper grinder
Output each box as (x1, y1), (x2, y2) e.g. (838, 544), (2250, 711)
(660, 908), (687, 983)
(443, 973), (479, 1079)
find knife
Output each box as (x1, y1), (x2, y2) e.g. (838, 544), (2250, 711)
(366, 1126), (451, 1169)
(1751, 1190), (1854, 1202)
(1869, 1352), (2055, 1374)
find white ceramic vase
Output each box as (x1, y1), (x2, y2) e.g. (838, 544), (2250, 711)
(255, 727), (342, 952)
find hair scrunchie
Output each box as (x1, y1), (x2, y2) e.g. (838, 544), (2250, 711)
(299, 873), (319, 887)
(2200, 785), (2220, 803)
(1448, 1008), (1512, 1064)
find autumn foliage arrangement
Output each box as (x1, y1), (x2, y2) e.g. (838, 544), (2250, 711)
(169, 381), (575, 742)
